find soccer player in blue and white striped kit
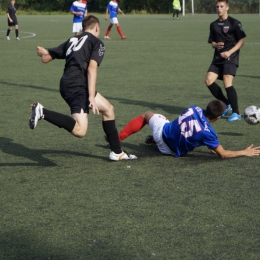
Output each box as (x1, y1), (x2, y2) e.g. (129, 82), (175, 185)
(104, 0), (126, 40)
(118, 100), (260, 159)
(70, 0), (88, 36)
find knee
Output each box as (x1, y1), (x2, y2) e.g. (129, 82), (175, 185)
(104, 103), (115, 117)
(72, 128), (87, 138)
(205, 77), (212, 87)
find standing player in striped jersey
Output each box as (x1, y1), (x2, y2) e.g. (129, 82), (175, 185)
(104, 0), (126, 40)
(70, 0), (88, 36)
(117, 100), (260, 158)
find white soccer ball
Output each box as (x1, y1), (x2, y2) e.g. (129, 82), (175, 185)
(244, 105), (260, 125)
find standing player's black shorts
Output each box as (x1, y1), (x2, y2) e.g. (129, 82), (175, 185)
(60, 89), (98, 115)
(7, 17), (18, 26)
(207, 63), (238, 80)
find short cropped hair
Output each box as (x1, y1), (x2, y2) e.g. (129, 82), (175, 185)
(205, 100), (226, 119)
(216, 0), (229, 5)
(82, 15), (100, 31)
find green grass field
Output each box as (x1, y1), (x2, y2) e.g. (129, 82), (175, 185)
(1, 14), (260, 259)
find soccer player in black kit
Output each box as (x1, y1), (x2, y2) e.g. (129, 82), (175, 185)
(205, 0), (246, 122)
(29, 15), (137, 161)
(6, 0), (19, 40)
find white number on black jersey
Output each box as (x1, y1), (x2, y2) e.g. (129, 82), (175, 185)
(66, 35), (89, 56)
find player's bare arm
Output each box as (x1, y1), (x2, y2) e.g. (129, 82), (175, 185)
(88, 60), (99, 115)
(36, 46), (53, 63)
(71, 11), (83, 16)
(220, 38), (245, 59)
(105, 9), (109, 20)
(118, 8), (125, 16)
(212, 144), (260, 158)
(7, 13), (13, 22)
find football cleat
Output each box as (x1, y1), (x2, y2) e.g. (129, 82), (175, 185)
(121, 36), (127, 39)
(227, 112), (242, 122)
(222, 104), (232, 117)
(7, 36), (10, 40)
(145, 135), (156, 145)
(16, 37), (20, 40)
(104, 36), (111, 40)
(29, 102), (44, 129)
(109, 151), (137, 161)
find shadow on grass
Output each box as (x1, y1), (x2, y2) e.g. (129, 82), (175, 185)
(0, 80), (58, 92)
(0, 137), (106, 167)
(218, 132), (244, 136)
(98, 142), (220, 162)
(106, 96), (187, 115)
(0, 229), (137, 260)
(237, 75), (260, 79)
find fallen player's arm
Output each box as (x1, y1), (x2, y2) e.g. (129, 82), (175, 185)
(213, 144), (260, 158)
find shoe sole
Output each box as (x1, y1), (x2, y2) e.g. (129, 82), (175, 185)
(29, 102), (39, 129)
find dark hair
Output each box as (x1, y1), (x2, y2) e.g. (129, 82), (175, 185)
(216, 0), (229, 5)
(205, 100), (226, 119)
(82, 15), (100, 31)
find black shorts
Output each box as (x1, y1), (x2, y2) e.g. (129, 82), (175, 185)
(8, 17), (18, 26)
(60, 90), (98, 115)
(60, 90), (90, 115)
(207, 63), (237, 80)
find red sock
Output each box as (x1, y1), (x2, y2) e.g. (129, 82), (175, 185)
(105, 25), (112, 36)
(119, 115), (147, 141)
(117, 26), (124, 37)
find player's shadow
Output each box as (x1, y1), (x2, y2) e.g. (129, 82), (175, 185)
(0, 137), (105, 167)
(0, 80), (57, 93)
(106, 96), (186, 115)
(237, 75), (260, 79)
(218, 132), (244, 136)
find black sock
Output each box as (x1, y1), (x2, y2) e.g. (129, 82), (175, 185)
(226, 86), (239, 114)
(43, 108), (76, 132)
(15, 29), (18, 37)
(102, 120), (122, 154)
(208, 82), (229, 105)
(6, 29), (10, 36)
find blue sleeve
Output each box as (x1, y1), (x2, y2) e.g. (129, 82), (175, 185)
(70, 3), (75, 12)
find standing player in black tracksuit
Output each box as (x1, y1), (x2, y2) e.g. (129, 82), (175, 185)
(29, 15), (137, 161)
(6, 0), (20, 40)
(205, 0), (246, 122)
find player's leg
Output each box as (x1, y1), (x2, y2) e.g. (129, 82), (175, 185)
(29, 91), (90, 137)
(118, 111), (153, 141)
(223, 73), (241, 122)
(104, 22), (113, 40)
(6, 25), (12, 40)
(176, 10), (179, 19)
(15, 23), (19, 40)
(95, 93), (137, 160)
(205, 66), (231, 116)
(29, 102), (77, 133)
(173, 10), (175, 18)
(114, 18), (126, 39)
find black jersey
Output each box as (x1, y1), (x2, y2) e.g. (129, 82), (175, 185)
(208, 16), (246, 66)
(48, 32), (105, 92)
(6, 5), (16, 19)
